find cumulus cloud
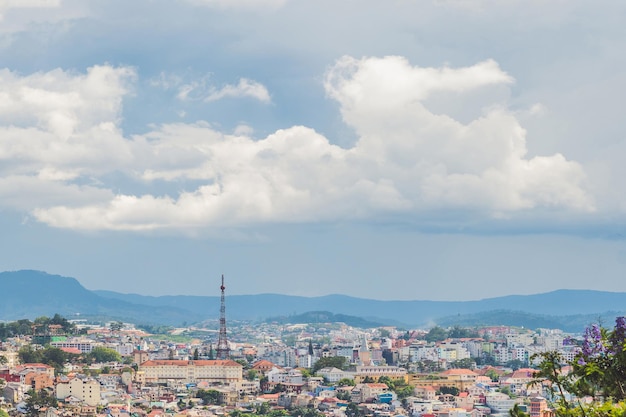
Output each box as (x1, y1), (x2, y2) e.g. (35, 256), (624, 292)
(0, 56), (594, 231)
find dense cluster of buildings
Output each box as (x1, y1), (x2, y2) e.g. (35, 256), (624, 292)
(0, 320), (579, 417)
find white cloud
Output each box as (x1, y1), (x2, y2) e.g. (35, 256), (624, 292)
(0, 57), (594, 232)
(204, 78), (271, 103)
(151, 73), (271, 104)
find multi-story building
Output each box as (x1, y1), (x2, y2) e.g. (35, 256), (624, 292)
(55, 377), (101, 406)
(139, 359), (243, 384)
(50, 339), (97, 354)
(352, 365), (407, 383)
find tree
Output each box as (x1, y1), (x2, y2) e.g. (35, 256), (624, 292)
(246, 369), (259, 381)
(0, 409), (9, 417)
(425, 326), (448, 343)
(193, 348), (199, 360)
(110, 321), (124, 332)
(531, 317), (626, 417)
(24, 389), (58, 417)
(336, 390), (352, 401)
(311, 356), (347, 373)
(509, 404), (529, 417)
(89, 346), (122, 363)
(0, 355), (7, 365)
(337, 378), (355, 386)
(196, 389), (220, 405)
(345, 403), (362, 417)
(438, 386), (460, 396)
(505, 359), (525, 371)
(450, 358), (476, 369)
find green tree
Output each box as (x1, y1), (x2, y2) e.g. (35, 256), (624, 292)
(312, 356), (347, 373)
(246, 369), (259, 381)
(0, 408), (9, 417)
(509, 404), (529, 417)
(19, 345), (43, 364)
(336, 390), (352, 401)
(88, 346), (122, 363)
(0, 355), (7, 365)
(531, 317), (626, 417)
(256, 401), (271, 415)
(345, 403), (362, 417)
(24, 389), (58, 417)
(193, 348), (199, 360)
(438, 386), (460, 396)
(337, 378), (355, 386)
(196, 389), (220, 405)
(450, 358), (476, 369)
(425, 326), (448, 343)
(448, 326), (479, 339)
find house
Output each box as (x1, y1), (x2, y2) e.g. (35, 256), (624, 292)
(55, 377), (101, 406)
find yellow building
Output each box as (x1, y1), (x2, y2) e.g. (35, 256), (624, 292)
(409, 369), (477, 391)
(139, 359), (243, 384)
(352, 365), (408, 384)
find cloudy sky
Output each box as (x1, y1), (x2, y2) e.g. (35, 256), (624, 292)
(1, 0), (626, 301)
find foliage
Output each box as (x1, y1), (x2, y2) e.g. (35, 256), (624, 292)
(345, 403), (363, 417)
(0, 409), (8, 417)
(196, 389), (220, 405)
(449, 358), (476, 369)
(447, 326), (479, 338)
(338, 378), (355, 386)
(438, 386), (460, 396)
(0, 314), (76, 340)
(311, 356), (347, 373)
(289, 406), (324, 417)
(505, 359), (526, 371)
(18, 346), (77, 374)
(424, 326), (448, 343)
(531, 317), (626, 417)
(88, 346), (122, 363)
(109, 321), (124, 332)
(509, 404), (529, 417)
(336, 390), (352, 401)
(24, 389), (58, 417)
(135, 324), (174, 335)
(378, 376), (414, 399)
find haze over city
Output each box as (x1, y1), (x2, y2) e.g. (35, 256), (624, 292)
(1, 1), (626, 301)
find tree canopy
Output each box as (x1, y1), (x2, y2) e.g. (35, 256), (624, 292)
(312, 356), (347, 373)
(532, 317), (626, 417)
(88, 346), (122, 363)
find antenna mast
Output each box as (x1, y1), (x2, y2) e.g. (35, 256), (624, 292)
(216, 274), (230, 360)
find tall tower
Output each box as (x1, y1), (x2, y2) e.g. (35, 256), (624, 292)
(216, 274), (230, 360)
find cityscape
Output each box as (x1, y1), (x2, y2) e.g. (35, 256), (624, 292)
(1, 2), (625, 417)
(1, 273), (623, 417)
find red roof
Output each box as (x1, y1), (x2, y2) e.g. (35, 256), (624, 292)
(140, 359), (241, 367)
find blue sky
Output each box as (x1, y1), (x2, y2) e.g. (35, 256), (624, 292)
(1, 0), (626, 301)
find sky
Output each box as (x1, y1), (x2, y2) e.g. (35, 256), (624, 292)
(1, 0), (626, 301)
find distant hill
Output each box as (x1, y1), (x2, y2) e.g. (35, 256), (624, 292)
(3, 269), (626, 332)
(265, 311), (385, 328)
(0, 270), (204, 325)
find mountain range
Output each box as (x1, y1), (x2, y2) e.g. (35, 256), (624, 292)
(2, 269), (625, 332)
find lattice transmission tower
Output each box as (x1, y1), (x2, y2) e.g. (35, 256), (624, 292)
(216, 274), (230, 360)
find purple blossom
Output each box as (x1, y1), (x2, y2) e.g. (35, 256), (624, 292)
(610, 316), (626, 353)
(582, 323), (605, 357)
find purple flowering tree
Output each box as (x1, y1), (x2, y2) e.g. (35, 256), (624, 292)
(532, 317), (626, 417)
